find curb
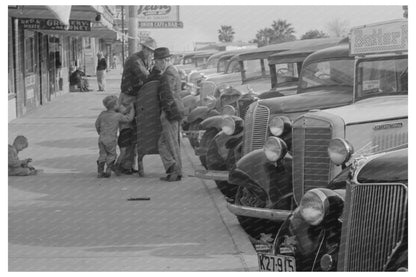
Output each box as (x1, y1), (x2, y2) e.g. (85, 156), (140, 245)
(181, 137), (258, 271)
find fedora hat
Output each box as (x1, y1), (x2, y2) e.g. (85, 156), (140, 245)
(140, 38), (157, 51)
(154, 47), (172, 60)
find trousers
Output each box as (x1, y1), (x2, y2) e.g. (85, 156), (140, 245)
(8, 166), (36, 176)
(98, 140), (117, 164)
(97, 70), (106, 91)
(158, 112), (182, 176)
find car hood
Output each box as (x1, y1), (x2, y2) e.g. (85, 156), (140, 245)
(324, 95), (408, 125)
(258, 86), (353, 114)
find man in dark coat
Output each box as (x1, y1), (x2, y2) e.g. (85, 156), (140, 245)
(153, 47), (185, 182)
(118, 38), (157, 174)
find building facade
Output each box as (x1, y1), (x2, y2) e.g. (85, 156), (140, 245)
(8, 5), (117, 121)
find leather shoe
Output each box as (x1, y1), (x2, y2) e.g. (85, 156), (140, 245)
(160, 174), (182, 182)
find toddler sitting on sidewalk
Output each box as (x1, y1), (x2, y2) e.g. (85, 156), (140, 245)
(8, 135), (37, 176)
(95, 95), (134, 178)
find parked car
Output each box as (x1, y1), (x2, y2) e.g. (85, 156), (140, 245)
(227, 19), (408, 239)
(192, 39), (346, 170)
(196, 38), (346, 198)
(175, 50), (219, 74)
(261, 146), (408, 271)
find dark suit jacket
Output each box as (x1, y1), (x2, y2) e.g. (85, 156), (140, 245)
(159, 65), (185, 122)
(121, 51), (150, 96)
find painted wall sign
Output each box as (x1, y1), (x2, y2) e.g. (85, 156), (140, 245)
(19, 18), (91, 31)
(350, 19), (407, 55)
(137, 6), (183, 29)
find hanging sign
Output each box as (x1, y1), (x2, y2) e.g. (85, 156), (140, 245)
(137, 5), (183, 29)
(19, 18), (91, 31)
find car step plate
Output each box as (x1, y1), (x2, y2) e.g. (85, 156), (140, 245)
(194, 169), (229, 181)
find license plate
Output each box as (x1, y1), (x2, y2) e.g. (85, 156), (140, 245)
(258, 253), (296, 272)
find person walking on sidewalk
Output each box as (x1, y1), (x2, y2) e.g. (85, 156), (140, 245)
(153, 47), (185, 182)
(8, 135), (37, 176)
(118, 38), (157, 175)
(96, 52), (107, 91)
(95, 95), (134, 178)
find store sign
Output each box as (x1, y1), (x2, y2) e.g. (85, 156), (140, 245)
(137, 5), (183, 29)
(19, 18), (91, 31)
(350, 19), (407, 55)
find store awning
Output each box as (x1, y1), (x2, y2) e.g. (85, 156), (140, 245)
(9, 5), (117, 40)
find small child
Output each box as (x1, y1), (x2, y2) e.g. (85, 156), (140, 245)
(95, 95), (134, 178)
(8, 135), (37, 176)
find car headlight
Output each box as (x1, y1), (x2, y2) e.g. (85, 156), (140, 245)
(299, 189), (328, 226)
(263, 136), (287, 162)
(327, 138), (354, 165)
(268, 116), (285, 136)
(221, 116), (235, 135)
(222, 105), (236, 116)
(203, 96), (217, 109)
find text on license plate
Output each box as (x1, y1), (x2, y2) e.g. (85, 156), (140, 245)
(258, 253), (296, 271)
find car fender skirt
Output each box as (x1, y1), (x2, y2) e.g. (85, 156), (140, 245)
(227, 202), (292, 222)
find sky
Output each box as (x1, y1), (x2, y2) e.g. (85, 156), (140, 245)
(139, 5), (404, 51)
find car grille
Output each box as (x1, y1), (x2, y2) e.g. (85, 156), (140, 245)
(237, 98), (255, 122)
(292, 123), (332, 203)
(242, 103), (270, 155)
(338, 183), (407, 271)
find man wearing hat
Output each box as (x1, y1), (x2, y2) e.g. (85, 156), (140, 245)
(118, 38), (157, 174)
(153, 47), (185, 182)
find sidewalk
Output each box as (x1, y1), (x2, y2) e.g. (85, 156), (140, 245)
(8, 71), (257, 271)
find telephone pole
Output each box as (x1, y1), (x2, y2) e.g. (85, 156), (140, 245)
(128, 6), (138, 56)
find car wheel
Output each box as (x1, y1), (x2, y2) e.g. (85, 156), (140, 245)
(215, 180), (238, 200)
(235, 185), (280, 240)
(188, 119), (202, 149)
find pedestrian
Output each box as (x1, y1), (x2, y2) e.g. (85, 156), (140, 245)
(96, 52), (107, 91)
(95, 95), (134, 178)
(118, 38), (157, 175)
(8, 135), (37, 176)
(153, 47), (186, 182)
(69, 65), (90, 92)
(112, 53), (118, 69)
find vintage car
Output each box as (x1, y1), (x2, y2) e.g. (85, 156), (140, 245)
(192, 39), (347, 169)
(227, 19), (408, 239)
(196, 38), (346, 197)
(260, 146), (408, 271)
(175, 49), (219, 74)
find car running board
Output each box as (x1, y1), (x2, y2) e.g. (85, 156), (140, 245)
(194, 169), (229, 181)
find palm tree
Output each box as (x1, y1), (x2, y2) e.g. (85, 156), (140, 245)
(218, 25), (235, 42)
(270, 19), (296, 43)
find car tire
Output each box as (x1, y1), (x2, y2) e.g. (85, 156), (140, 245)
(215, 180), (238, 200)
(188, 119), (202, 149)
(198, 128), (218, 168)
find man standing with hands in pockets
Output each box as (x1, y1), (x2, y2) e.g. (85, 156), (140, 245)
(153, 47), (185, 182)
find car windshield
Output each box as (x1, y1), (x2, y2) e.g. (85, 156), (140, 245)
(242, 59), (270, 81)
(275, 62), (299, 87)
(300, 59), (354, 90)
(206, 57), (219, 69)
(225, 60), (241, 74)
(356, 57), (408, 100)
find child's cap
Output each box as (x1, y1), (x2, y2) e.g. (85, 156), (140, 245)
(103, 95), (118, 110)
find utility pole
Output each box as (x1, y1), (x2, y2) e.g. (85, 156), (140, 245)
(121, 5), (125, 66)
(128, 5), (138, 56)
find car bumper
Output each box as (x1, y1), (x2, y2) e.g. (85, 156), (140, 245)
(226, 202), (292, 222)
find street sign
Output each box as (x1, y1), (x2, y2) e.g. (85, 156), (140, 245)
(137, 5), (183, 29)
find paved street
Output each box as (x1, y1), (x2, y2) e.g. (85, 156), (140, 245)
(8, 69), (257, 271)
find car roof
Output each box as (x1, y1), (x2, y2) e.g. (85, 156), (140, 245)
(207, 49), (251, 62)
(302, 41), (352, 66)
(268, 37), (345, 64)
(192, 50), (220, 59)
